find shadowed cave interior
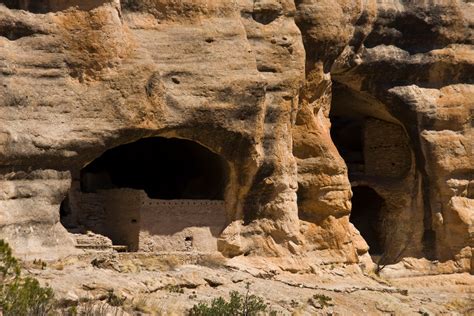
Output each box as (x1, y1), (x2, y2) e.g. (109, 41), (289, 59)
(330, 115), (365, 172)
(80, 137), (228, 200)
(350, 186), (385, 255)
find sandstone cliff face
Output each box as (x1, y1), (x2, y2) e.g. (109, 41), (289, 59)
(0, 0), (472, 273)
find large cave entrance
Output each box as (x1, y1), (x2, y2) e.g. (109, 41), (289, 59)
(350, 186), (385, 255)
(61, 137), (230, 252)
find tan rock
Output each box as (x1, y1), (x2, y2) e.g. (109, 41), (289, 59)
(0, 0), (472, 277)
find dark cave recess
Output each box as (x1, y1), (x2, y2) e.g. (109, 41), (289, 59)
(80, 137), (229, 200)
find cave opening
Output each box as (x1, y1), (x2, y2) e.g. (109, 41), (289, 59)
(330, 82), (417, 262)
(80, 137), (228, 200)
(350, 186), (385, 255)
(60, 137), (230, 252)
(0, 0), (110, 13)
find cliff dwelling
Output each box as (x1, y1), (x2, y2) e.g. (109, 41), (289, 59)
(330, 82), (419, 262)
(60, 137), (229, 253)
(0, 2), (473, 312)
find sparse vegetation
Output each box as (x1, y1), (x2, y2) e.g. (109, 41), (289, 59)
(131, 296), (149, 312)
(74, 300), (123, 316)
(310, 294), (333, 309)
(33, 258), (48, 270)
(189, 283), (268, 316)
(129, 295), (165, 315)
(106, 289), (126, 307)
(165, 284), (185, 293)
(0, 240), (55, 316)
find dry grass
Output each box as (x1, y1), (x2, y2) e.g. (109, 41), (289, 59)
(444, 299), (474, 314)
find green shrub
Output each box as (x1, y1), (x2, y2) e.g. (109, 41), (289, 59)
(311, 294), (333, 308)
(0, 240), (55, 316)
(0, 240), (20, 280)
(189, 283), (267, 316)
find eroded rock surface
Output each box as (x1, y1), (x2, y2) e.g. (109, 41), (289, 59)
(0, 0), (472, 278)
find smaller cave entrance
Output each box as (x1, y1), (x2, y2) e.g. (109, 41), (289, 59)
(350, 186), (385, 256)
(330, 82), (421, 263)
(61, 137), (230, 253)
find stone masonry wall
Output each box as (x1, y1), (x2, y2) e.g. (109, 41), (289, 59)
(69, 188), (226, 252)
(139, 198), (226, 252)
(364, 118), (412, 179)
